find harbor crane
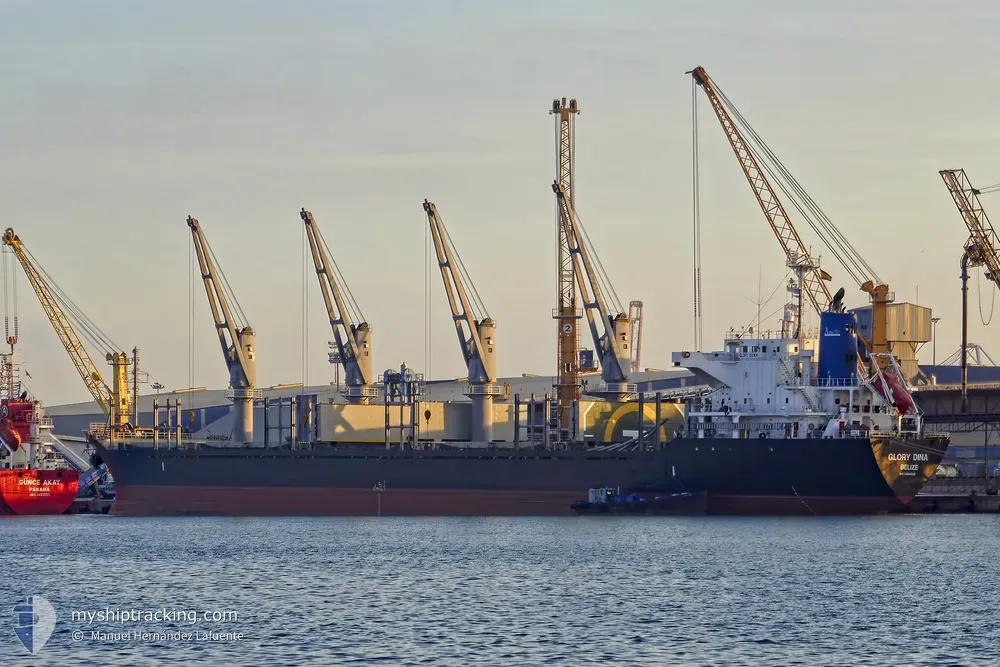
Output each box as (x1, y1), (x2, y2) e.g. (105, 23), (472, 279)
(939, 168), (1000, 410)
(187, 217), (259, 443)
(300, 209), (375, 404)
(552, 183), (633, 401)
(688, 66), (891, 371)
(551, 97), (582, 438)
(2, 228), (139, 434)
(423, 200), (501, 443)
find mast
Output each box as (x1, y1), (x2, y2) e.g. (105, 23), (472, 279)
(550, 98), (581, 439)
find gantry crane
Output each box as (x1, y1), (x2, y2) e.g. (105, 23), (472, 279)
(187, 217), (259, 443)
(300, 209), (375, 404)
(552, 183), (633, 400)
(2, 228), (135, 433)
(550, 97), (581, 438)
(423, 200), (501, 443)
(939, 168), (1000, 410)
(688, 66), (890, 370)
(628, 300), (643, 373)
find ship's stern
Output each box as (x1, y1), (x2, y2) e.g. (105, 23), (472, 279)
(871, 434), (950, 506)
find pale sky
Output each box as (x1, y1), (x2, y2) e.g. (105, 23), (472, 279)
(2, 0), (999, 405)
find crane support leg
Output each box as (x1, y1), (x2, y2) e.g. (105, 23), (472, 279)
(470, 394), (493, 444)
(232, 390), (254, 444)
(961, 251), (970, 414)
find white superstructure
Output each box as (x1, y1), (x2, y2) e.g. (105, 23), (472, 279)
(672, 326), (921, 441)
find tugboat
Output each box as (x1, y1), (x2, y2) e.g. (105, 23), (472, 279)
(0, 355), (79, 515)
(571, 486), (708, 515)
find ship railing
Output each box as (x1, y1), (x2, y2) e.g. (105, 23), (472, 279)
(31, 416), (54, 428)
(811, 377), (859, 388)
(584, 382), (638, 396)
(687, 403), (764, 415)
(466, 384), (508, 397)
(550, 307), (584, 320)
(225, 388), (265, 401)
(344, 386), (381, 399)
(89, 424), (197, 445)
(724, 328), (818, 341)
(642, 384), (712, 401)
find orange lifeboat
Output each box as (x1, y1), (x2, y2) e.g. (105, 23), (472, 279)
(0, 417), (21, 451)
(882, 371), (915, 416)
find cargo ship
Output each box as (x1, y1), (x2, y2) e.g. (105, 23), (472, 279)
(0, 399), (80, 515)
(90, 306), (948, 516)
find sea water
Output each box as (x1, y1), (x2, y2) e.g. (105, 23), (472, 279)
(2, 514), (997, 666)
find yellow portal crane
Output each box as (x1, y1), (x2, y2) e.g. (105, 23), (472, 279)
(688, 66), (889, 369)
(2, 228), (132, 430)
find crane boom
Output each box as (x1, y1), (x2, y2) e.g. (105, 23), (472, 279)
(187, 218), (252, 384)
(940, 169), (1000, 289)
(688, 65), (887, 373)
(629, 300), (643, 373)
(2, 228), (130, 426)
(688, 66), (833, 318)
(187, 217), (257, 442)
(423, 200), (495, 384)
(300, 209), (373, 403)
(552, 183), (630, 394)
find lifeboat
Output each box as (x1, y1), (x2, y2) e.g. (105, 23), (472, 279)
(878, 371), (916, 416)
(0, 417), (21, 451)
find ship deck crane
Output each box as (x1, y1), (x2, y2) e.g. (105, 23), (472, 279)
(300, 209), (375, 404)
(187, 217), (259, 443)
(2, 228), (138, 434)
(688, 66), (889, 372)
(423, 200), (502, 443)
(939, 168), (1000, 410)
(552, 183), (633, 400)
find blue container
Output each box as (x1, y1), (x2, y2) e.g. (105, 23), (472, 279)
(818, 312), (859, 382)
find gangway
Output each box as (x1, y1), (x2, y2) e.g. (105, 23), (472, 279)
(47, 434), (92, 472)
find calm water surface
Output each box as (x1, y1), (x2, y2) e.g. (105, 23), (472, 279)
(1, 515), (998, 666)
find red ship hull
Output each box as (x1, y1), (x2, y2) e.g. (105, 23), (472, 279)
(0, 469), (79, 515)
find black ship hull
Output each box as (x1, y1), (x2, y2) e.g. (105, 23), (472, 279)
(92, 434), (948, 516)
